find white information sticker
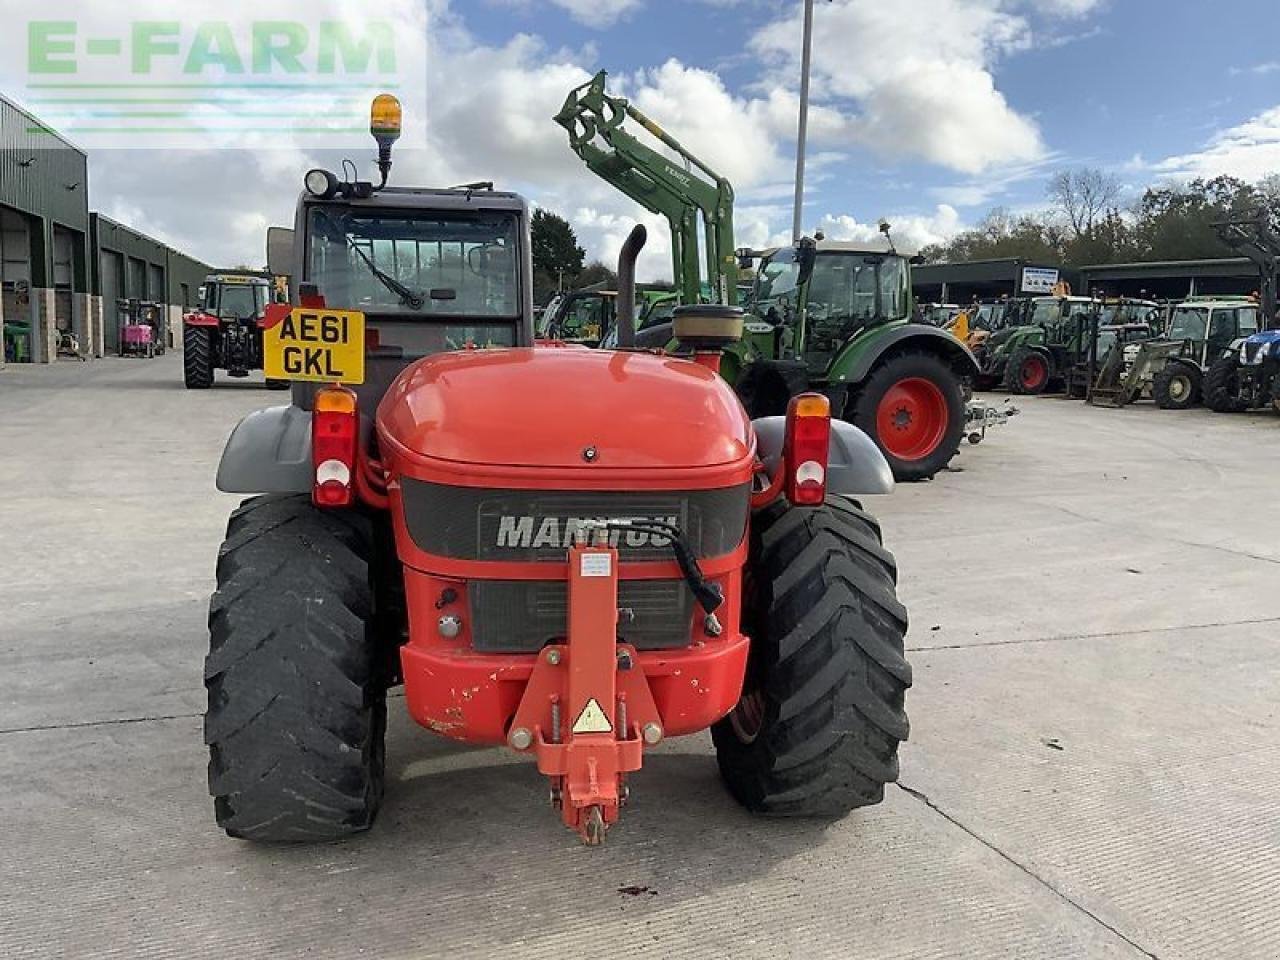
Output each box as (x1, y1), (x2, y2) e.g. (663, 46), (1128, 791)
(580, 553), (612, 578)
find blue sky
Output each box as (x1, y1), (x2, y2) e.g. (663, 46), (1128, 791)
(477, 0), (1278, 211)
(8, 0), (1275, 274)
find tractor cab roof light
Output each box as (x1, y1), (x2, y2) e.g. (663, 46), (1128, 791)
(370, 94), (402, 189)
(783, 393), (830, 507)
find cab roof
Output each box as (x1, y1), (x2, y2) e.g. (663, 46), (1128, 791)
(304, 184), (528, 215)
(1174, 298), (1258, 309)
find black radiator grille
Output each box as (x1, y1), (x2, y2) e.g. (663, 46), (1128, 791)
(469, 579), (693, 652)
(401, 480), (749, 562)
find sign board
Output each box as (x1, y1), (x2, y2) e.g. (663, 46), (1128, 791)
(263, 308), (365, 384)
(1020, 267), (1060, 295)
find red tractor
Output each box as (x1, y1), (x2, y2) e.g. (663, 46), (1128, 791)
(207, 97), (911, 845)
(183, 273), (288, 390)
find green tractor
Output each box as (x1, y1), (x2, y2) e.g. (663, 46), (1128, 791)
(538, 283), (676, 346)
(723, 237), (976, 481)
(557, 72), (976, 481)
(973, 295), (1099, 394)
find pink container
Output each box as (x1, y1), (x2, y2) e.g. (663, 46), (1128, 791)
(122, 324), (154, 345)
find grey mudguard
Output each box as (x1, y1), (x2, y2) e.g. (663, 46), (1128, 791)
(753, 416), (895, 496)
(216, 405), (314, 493)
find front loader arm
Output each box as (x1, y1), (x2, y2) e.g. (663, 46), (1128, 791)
(574, 140), (703, 302)
(556, 71), (738, 305)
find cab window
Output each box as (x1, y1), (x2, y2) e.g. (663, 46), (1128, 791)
(1208, 309), (1238, 343)
(1238, 307), (1259, 336)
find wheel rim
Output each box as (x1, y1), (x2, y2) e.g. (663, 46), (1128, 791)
(728, 688), (765, 744)
(1020, 355), (1048, 390)
(876, 377), (949, 461)
(1170, 375), (1190, 401)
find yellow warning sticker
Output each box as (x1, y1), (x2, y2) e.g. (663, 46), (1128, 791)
(572, 698), (613, 734)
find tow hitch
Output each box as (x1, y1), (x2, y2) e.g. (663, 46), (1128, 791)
(509, 539), (663, 844)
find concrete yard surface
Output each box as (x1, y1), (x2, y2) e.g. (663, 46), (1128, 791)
(2, 355), (1278, 959)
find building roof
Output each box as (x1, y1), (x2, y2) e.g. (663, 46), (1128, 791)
(1078, 257), (1257, 279)
(0, 92), (86, 156)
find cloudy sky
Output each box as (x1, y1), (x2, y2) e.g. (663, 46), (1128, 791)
(4, 0), (1279, 280)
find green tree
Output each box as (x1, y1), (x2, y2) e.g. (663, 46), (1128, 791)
(531, 208), (585, 305)
(575, 260), (617, 289)
(1129, 176), (1259, 261)
(922, 173), (1280, 269)
(921, 208), (1065, 265)
(1048, 167), (1123, 241)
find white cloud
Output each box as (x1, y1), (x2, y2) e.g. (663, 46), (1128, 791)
(747, 0), (1046, 175)
(626, 60), (789, 188)
(568, 206), (674, 282)
(547, 0), (642, 26)
(1152, 106), (1280, 184)
(929, 153), (1060, 208)
(1025, 0), (1104, 16)
(1229, 62), (1280, 77)
(814, 205), (965, 252)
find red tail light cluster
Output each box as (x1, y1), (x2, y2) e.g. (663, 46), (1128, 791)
(312, 386), (359, 508)
(783, 393), (830, 506)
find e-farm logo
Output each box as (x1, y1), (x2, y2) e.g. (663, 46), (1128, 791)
(12, 5), (423, 149)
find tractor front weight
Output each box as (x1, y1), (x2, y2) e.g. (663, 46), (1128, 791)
(510, 542), (663, 844)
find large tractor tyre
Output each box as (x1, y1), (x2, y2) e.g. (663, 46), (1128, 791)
(1153, 364), (1200, 410)
(712, 496), (911, 817)
(1205, 355), (1247, 413)
(1004, 346), (1052, 395)
(265, 378), (291, 391)
(183, 326), (215, 389)
(848, 351), (966, 482)
(205, 494), (386, 843)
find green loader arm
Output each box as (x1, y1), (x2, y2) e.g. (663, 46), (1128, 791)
(556, 71), (738, 306)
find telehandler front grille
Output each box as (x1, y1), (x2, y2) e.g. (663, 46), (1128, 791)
(468, 578), (694, 652)
(400, 480), (749, 563)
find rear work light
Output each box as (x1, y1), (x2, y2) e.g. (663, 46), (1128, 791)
(312, 386), (359, 508)
(783, 393), (830, 506)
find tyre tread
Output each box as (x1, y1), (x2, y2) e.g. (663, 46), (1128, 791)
(712, 498), (911, 817)
(204, 494), (385, 843)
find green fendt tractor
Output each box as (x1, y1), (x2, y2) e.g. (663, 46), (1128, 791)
(971, 295), (1097, 394)
(557, 71), (977, 481)
(538, 283), (676, 346)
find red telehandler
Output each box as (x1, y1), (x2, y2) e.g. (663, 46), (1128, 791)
(206, 96), (911, 845)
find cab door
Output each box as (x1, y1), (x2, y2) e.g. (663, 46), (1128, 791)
(1207, 308), (1239, 359)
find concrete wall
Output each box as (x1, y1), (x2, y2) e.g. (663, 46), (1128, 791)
(32, 287), (55, 363)
(89, 295), (104, 358)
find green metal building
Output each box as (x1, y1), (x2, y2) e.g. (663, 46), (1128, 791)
(2, 93), (213, 365)
(0, 94), (90, 363)
(90, 214), (212, 353)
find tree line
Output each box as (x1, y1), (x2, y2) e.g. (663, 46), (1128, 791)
(531, 208), (617, 304)
(921, 170), (1280, 267)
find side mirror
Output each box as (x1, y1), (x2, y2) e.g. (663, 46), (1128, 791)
(910, 254), (926, 266)
(266, 227), (295, 279)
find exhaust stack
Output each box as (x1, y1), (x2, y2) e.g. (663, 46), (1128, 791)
(615, 224), (647, 348)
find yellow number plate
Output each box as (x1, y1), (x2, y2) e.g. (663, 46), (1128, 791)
(264, 308), (365, 384)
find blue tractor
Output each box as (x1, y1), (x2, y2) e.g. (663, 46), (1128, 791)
(1205, 329), (1280, 413)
